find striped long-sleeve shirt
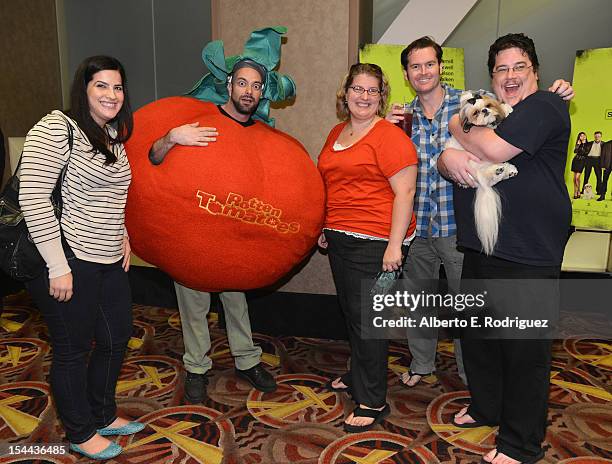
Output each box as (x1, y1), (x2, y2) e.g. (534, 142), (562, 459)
(19, 110), (131, 278)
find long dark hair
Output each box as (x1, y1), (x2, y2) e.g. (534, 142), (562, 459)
(575, 131), (587, 146)
(68, 55), (133, 164)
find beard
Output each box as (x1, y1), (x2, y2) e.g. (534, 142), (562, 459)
(231, 93), (257, 115)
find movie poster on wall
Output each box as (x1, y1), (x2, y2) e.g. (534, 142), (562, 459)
(565, 48), (612, 231)
(360, 44), (465, 107)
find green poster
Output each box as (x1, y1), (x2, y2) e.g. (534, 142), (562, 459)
(359, 44), (465, 107)
(565, 48), (612, 230)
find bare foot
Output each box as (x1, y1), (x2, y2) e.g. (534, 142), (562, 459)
(484, 449), (521, 464)
(454, 406), (477, 426)
(331, 377), (348, 390)
(344, 404), (385, 427)
(400, 371), (425, 387)
(76, 433), (113, 454)
(106, 416), (131, 428)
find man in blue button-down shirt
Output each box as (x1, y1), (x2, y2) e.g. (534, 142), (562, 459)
(387, 37), (466, 387)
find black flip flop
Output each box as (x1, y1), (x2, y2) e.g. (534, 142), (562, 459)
(324, 373), (351, 393)
(343, 404), (390, 433)
(400, 369), (433, 387)
(452, 410), (488, 429)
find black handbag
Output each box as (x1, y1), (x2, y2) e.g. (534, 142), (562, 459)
(0, 119), (73, 281)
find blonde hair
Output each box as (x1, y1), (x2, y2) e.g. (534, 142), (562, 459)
(336, 63), (390, 121)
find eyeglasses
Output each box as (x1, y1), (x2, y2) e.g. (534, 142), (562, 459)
(348, 85), (382, 96)
(492, 63), (533, 75)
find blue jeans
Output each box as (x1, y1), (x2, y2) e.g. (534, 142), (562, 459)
(26, 257), (132, 443)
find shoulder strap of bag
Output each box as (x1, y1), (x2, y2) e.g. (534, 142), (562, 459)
(52, 114), (75, 219)
(15, 113), (74, 178)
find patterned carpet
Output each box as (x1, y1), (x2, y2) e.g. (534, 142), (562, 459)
(0, 290), (610, 463)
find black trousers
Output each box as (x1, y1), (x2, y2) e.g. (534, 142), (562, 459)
(582, 156), (602, 193)
(26, 257), (132, 444)
(325, 230), (406, 408)
(460, 249), (559, 463)
(600, 168), (611, 197)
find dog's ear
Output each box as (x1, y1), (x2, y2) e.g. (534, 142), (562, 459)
(460, 91), (475, 106)
(501, 103), (513, 117)
(458, 104), (470, 125)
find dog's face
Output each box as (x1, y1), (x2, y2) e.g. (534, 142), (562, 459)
(581, 183), (594, 199)
(459, 91), (513, 132)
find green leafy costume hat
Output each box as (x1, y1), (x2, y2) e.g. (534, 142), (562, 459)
(187, 26), (296, 127)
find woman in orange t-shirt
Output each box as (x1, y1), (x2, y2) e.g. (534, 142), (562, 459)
(317, 63), (417, 433)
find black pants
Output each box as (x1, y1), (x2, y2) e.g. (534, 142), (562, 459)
(460, 249), (559, 463)
(26, 257), (132, 444)
(325, 230), (406, 408)
(582, 156), (602, 193)
(600, 168), (611, 197)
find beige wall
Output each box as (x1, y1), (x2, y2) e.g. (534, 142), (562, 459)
(0, 0), (63, 186)
(212, 0), (367, 293)
(213, 0), (358, 157)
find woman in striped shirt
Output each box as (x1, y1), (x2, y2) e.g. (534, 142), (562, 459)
(20, 55), (142, 460)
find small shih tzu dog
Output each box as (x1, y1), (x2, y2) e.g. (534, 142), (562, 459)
(581, 184), (595, 200)
(445, 91), (518, 255)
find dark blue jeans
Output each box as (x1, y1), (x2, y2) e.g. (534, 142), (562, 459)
(26, 256), (132, 444)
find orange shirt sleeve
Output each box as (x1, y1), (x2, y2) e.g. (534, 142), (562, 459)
(374, 123), (418, 178)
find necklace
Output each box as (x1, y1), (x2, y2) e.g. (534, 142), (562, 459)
(348, 117), (377, 136)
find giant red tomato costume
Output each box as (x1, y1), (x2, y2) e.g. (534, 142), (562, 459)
(125, 27), (325, 292)
(125, 97), (324, 292)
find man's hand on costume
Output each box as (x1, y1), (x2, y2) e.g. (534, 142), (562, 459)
(150, 122), (219, 165)
(385, 103), (405, 124)
(169, 122), (218, 147)
(438, 148), (480, 188)
(548, 79), (574, 101)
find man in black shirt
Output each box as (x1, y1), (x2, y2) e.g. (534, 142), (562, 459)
(438, 34), (571, 464)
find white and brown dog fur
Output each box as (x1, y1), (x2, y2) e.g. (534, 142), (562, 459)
(581, 184), (595, 200)
(445, 91), (518, 255)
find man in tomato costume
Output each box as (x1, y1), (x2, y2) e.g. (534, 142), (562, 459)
(125, 28), (324, 403)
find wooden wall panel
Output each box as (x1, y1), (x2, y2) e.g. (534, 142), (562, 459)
(0, 0), (62, 184)
(213, 0), (351, 157)
(212, 0), (366, 294)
